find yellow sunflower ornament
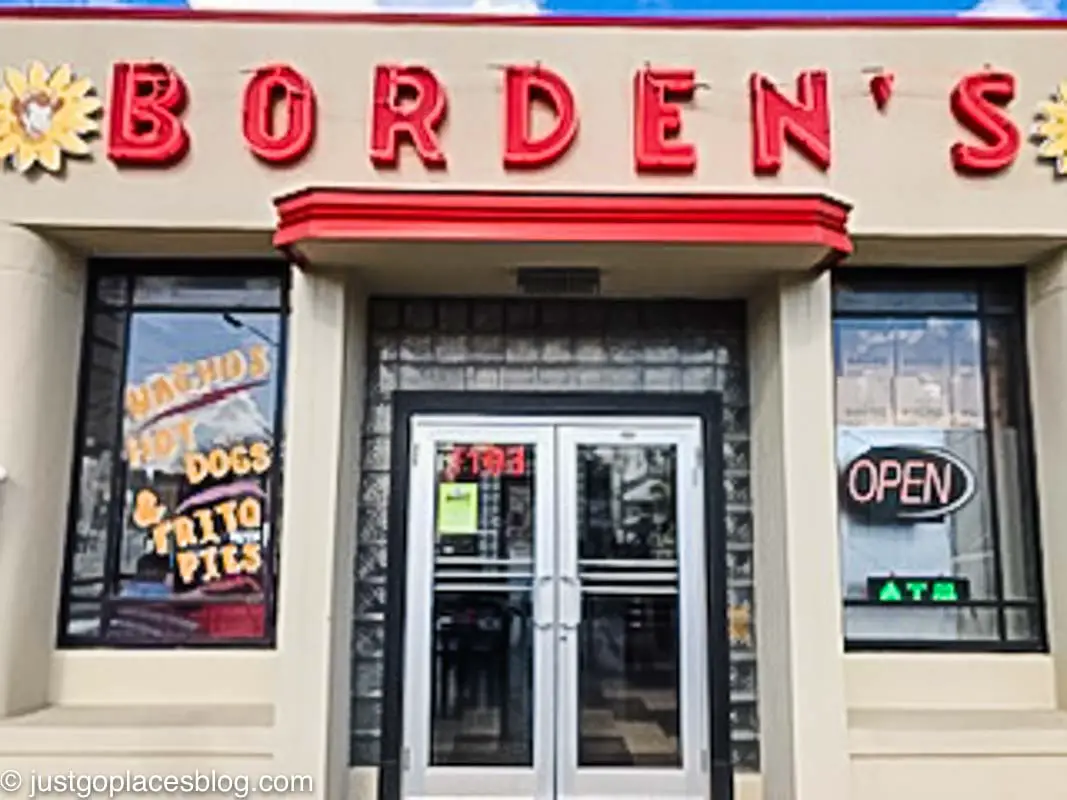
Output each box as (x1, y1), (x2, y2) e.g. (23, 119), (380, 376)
(0, 62), (102, 174)
(1034, 82), (1067, 177)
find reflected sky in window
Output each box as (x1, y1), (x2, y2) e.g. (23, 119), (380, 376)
(832, 318), (980, 376)
(125, 312), (280, 455)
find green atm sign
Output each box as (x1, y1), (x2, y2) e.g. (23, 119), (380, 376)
(867, 576), (971, 605)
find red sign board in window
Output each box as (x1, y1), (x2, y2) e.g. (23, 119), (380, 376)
(444, 445), (527, 480)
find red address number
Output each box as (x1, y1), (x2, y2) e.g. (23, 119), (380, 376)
(445, 445), (527, 479)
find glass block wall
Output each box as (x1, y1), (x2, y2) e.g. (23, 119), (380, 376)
(352, 298), (759, 772)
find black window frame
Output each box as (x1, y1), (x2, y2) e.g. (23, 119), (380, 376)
(833, 267), (1048, 654)
(57, 259), (291, 649)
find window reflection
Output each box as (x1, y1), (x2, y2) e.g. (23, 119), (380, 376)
(578, 444), (677, 561)
(430, 442), (535, 766)
(832, 281), (979, 314)
(578, 594), (681, 768)
(61, 271), (286, 646)
(985, 320), (1041, 618)
(833, 274), (1043, 647)
(131, 275), (282, 308)
(576, 444), (682, 768)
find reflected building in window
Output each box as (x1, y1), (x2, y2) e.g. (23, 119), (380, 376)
(833, 273), (1044, 648)
(59, 268), (289, 646)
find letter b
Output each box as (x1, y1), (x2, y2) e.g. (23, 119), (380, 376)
(107, 61), (190, 166)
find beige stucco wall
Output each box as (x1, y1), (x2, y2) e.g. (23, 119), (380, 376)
(0, 230), (369, 798)
(0, 16), (1062, 242)
(0, 222), (1066, 798)
(749, 272), (851, 799)
(0, 224), (85, 719)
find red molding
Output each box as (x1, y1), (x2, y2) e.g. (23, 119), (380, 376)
(273, 188), (852, 254)
(3, 7), (1067, 29)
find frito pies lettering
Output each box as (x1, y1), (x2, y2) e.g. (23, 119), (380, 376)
(840, 445), (977, 524)
(132, 487), (264, 585)
(103, 61), (1023, 176)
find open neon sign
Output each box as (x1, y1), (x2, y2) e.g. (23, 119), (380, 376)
(840, 445), (977, 524)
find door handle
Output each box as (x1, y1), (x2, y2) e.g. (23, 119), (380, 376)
(559, 575), (582, 634)
(532, 575), (553, 630)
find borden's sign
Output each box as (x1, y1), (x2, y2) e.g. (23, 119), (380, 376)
(0, 58), (1039, 177)
(840, 445), (976, 524)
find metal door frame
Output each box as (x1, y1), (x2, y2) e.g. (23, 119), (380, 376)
(555, 422), (708, 800)
(379, 392), (733, 800)
(401, 420), (556, 800)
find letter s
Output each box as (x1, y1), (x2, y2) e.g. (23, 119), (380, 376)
(249, 442), (272, 474)
(950, 70), (1020, 175)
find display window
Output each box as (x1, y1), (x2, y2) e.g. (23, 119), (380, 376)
(58, 263), (288, 646)
(833, 270), (1045, 650)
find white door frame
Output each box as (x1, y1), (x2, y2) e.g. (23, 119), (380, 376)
(400, 415), (711, 800)
(402, 421), (556, 800)
(555, 423), (709, 800)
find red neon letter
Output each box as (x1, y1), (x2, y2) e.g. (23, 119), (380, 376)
(242, 64), (316, 165)
(369, 65), (447, 170)
(107, 62), (189, 167)
(750, 70), (831, 175)
(633, 68), (696, 173)
(503, 65), (578, 170)
(950, 70), (1019, 175)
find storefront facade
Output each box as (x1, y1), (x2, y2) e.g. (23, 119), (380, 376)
(0, 8), (1066, 800)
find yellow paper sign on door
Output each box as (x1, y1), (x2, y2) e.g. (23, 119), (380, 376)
(437, 483), (479, 535)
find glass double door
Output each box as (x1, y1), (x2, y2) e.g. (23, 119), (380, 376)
(402, 416), (710, 800)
